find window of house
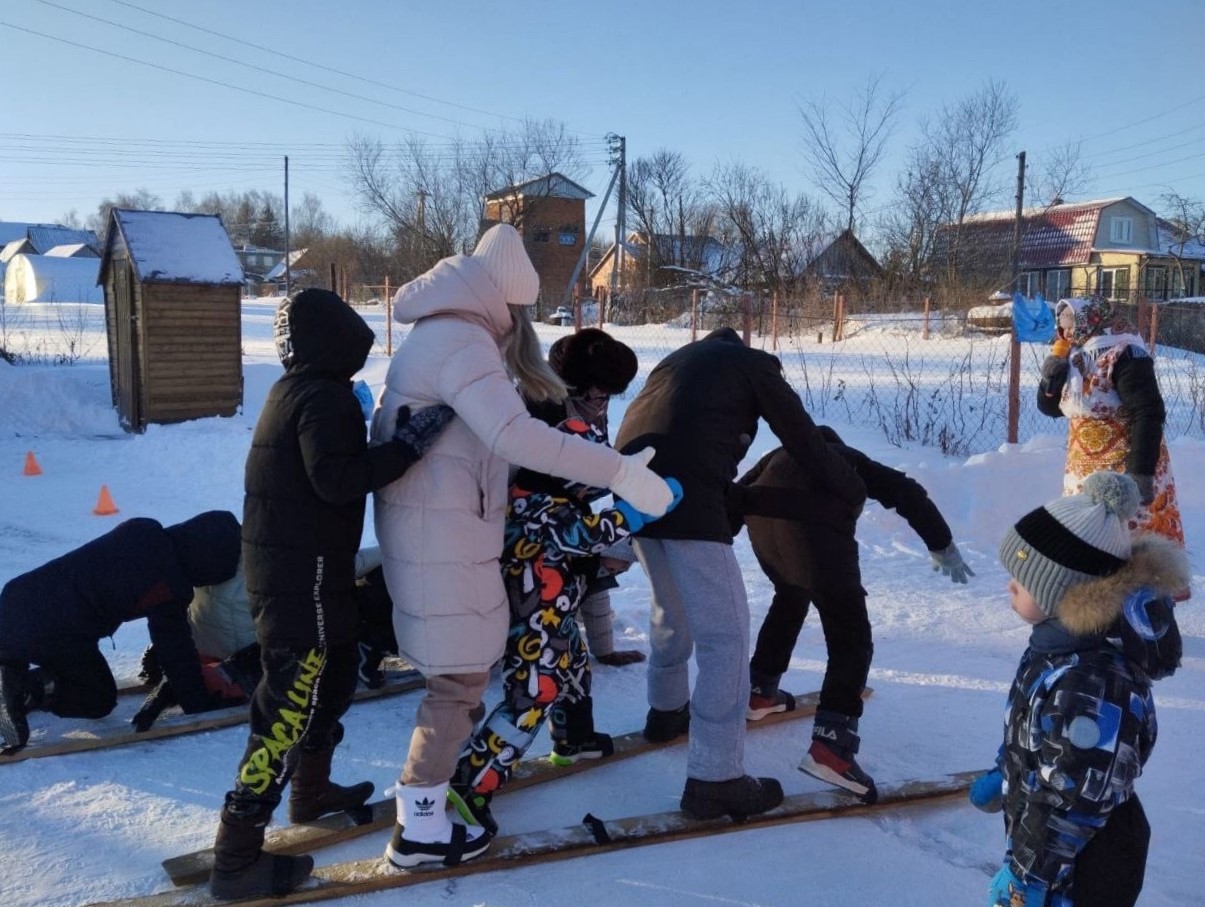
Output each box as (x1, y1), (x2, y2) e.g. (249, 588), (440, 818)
(1046, 269), (1071, 300)
(1170, 267), (1196, 298)
(533, 228), (550, 243)
(1145, 266), (1168, 300)
(1017, 271), (1041, 297)
(1109, 216), (1133, 244)
(1099, 266), (1131, 300)
(558, 230), (577, 246)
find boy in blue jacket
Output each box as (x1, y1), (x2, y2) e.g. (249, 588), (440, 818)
(974, 471), (1185, 907)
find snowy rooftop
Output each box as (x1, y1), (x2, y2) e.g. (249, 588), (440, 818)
(105, 210), (243, 285)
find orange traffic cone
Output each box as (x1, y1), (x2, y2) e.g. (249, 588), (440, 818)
(23, 451), (42, 476)
(93, 485), (119, 516)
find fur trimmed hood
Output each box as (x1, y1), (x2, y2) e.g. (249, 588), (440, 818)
(1058, 533), (1189, 635)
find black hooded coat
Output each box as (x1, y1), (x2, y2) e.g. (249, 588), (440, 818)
(243, 289), (418, 648)
(0, 511), (240, 712)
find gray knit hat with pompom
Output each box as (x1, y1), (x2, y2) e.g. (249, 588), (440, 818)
(998, 471), (1140, 618)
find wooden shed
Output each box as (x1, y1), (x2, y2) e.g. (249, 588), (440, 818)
(99, 209), (244, 432)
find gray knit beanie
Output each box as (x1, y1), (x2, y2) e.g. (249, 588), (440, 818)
(472, 224), (539, 307)
(998, 471), (1140, 618)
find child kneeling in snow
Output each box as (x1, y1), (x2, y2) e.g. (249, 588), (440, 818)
(973, 471), (1185, 907)
(448, 418), (681, 834)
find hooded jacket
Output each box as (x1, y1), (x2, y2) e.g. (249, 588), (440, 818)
(615, 328), (867, 542)
(732, 428), (951, 590)
(371, 255), (621, 674)
(244, 289), (418, 648)
(0, 511), (240, 711)
(999, 534), (1186, 891)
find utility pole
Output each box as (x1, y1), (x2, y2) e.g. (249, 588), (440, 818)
(607, 134), (626, 300)
(1006, 150), (1027, 445)
(416, 188), (428, 237)
(283, 155), (291, 297)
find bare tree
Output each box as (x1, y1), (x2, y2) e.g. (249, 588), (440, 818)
(625, 150), (717, 284)
(1030, 141), (1093, 207)
(706, 161), (829, 295)
(920, 80), (1019, 280)
(1158, 191), (1205, 296)
(347, 118), (590, 278)
(798, 73), (905, 231)
(88, 189), (164, 237)
(879, 146), (952, 284)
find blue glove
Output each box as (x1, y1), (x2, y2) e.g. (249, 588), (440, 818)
(969, 767), (1004, 813)
(988, 865), (1068, 907)
(352, 380), (374, 420)
(615, 478), (683, 533)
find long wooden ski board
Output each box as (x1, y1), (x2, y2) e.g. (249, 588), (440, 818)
(161, 687), (872, 886)
(0, 671), (424, 765)
(90, 767), (974, 907)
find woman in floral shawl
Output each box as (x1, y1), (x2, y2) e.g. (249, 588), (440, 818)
(1037, 297), (1186, 563)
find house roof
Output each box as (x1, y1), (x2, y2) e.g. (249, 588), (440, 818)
(589, 231), (734, 280)
(45, 243), (98, 258)
(263, 248), (309, 282)
(27, 225), (100, 256)
(938, 198), (1141, 269)
(1156, 218), (1205, 260)
(101, 209), (243, 286)
(799, 228), (885, 279)
(484, 172), (594, 201)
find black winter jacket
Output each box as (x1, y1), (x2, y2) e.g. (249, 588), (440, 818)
(731, 429), (952, 587)
(0, 512), (239, 711)
(615, 328), (866, 543)
(244, 290), (418, 647)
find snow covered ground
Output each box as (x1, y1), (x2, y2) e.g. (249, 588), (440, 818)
(0, 300), (1201, 907)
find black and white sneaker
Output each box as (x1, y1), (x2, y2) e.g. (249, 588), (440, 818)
(549, 733), (615, 766)
(384, 822), (491, 869)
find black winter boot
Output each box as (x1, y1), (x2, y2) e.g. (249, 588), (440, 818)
(287, 746), (374, 823)
(799, 709), (877, 803)
(356, 641), (386, 690)
(210, 798), (313, 900)
(643, 704), (690, 743)
(680, 774), (784, 820)
(0, 662), (30, 754)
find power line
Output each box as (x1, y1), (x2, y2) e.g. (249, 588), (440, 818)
(100, 0), (540, 127)
(0, 19), (486, 140)
(32, 0), (517, 134)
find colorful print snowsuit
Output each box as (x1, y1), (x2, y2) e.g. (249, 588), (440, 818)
(454, 422), (636, 797)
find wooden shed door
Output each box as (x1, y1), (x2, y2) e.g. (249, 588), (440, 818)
(114, 264), (142, 431)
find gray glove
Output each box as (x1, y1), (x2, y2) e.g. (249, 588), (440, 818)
(1129, 473), (1156, 506)
(131, 677), (177, 733)
(394, 404), (456, 460)
(930, 542), (973, 584)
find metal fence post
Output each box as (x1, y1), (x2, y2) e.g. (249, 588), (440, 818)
(771, 291), (779, 351)
(691, 289), (699, 343)
(1007, 316), (1021, 444)
(741, 292), (752, 346)
(922, 295), (931, 341)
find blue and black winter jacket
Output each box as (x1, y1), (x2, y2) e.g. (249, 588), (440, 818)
(999, 534), (1186, 892)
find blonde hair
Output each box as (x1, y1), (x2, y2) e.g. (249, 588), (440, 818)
(502, 304), (567, 404)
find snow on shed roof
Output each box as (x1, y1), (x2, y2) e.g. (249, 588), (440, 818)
(103, 209), (243, 285)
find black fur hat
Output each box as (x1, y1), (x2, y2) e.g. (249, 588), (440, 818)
(548, 328), (638, 395)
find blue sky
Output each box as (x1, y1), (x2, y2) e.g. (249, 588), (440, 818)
(2, 0), (1203, 236)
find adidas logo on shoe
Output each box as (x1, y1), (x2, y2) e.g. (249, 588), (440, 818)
(412, 797), (437, 817)
(746, 689), (796, 722)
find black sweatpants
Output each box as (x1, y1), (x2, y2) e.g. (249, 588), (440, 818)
(225, 642), (358, 815)
(33, 643), (117, 720)
(748, 528), (872, 719)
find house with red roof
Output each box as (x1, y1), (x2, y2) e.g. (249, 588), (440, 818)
(934, 197), (1204, 301)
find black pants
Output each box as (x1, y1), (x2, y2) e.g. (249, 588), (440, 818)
(29, 643), (117, 719)
(225, 642), (358, 816)
(749, 529), (872, 719)
(1071, 796), (1150, 907)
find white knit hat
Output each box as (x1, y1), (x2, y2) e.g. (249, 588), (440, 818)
(472, 224), (540, 307)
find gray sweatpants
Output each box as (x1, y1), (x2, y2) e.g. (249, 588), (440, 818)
(634, 537), (750, 782)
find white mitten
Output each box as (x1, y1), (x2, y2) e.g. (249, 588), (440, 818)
(610, 448), (673, 517)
